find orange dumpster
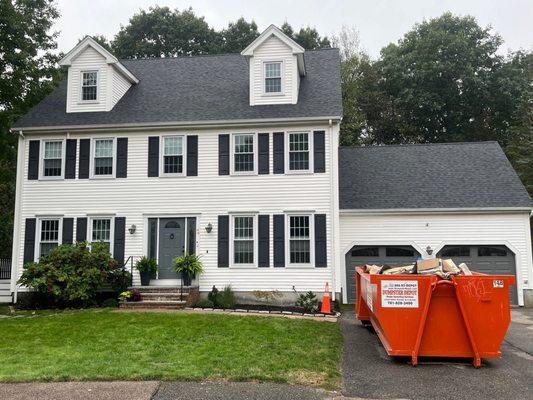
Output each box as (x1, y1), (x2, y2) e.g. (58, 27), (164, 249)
(355, 267), (515, 367)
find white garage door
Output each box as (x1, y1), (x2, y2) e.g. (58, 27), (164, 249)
(437, 245), (518, 305)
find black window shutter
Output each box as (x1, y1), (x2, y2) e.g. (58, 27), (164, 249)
(28, 140), (40, 180)
(218, 134), (230, 175)
(114, 217), (126, 266)
(273, 132), (284, 174)
(148, 136), (159, 177)
(273, 214), (285, 267)
(78, 139), (90, 179)
(218, 215), (229, 267)
(65, 139), (77, 179)
(258, 215), (270, 267)
(314, 131), (326, 173)
(62, 218), (74, 244)
(258, 133), (269, 174)
(187, 135), (198, 176)
(23, 218), (36, 264)
(76, 217), (87, 242)
(116, 138), (128, 178)
(315, 214), (327, 268)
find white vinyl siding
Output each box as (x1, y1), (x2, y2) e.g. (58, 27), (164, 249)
(250, 35), (298, 105)
(41, 140), (64, 179)
(66, 46), (132, 113)
(14, 122), (339, 292)
(339, 212), (533, 305)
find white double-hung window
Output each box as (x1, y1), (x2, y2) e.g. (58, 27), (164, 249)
(264, 62), (282, 93)
(90, 217), (113, 254)
(232, 133), (255, 173)
(81, 71), (98, 101)
(288, 132), (311, 172)
(288, 215), (312, 265)
(232, 215), (256, 266)
(162, 136), (184, 175)
(42, 140), (63, 178)
(93, 138), (114, 177)
(39, 218), (61, 258)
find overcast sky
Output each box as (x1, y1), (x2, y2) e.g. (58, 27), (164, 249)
(55, 0), (532, 58)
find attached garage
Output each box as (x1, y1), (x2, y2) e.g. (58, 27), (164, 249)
(338, 142), (533, 306)
(344, 246), (420, 303)
(437, 245), (518, 304)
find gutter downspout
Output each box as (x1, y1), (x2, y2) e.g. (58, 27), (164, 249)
(328, 119), (337, 301)
(10, 130), (25, 303)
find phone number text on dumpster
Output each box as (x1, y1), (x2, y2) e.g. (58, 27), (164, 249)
(381, 280), (419, 308)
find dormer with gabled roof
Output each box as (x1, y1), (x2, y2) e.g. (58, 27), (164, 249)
(241, 25), (306, 106)
(59, 36), (138, 113)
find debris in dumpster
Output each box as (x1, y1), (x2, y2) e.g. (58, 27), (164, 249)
(442, 258), (461, 274)
(382, 264), (416, 275)
(458, 262), (473, 276)
(358, 258), (473, 280)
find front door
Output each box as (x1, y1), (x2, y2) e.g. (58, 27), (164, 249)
(158, 218), (186, 279)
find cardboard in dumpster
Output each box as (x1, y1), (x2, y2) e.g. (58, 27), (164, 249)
(382, 264), (416, 275)
(416, 258), (440, 272)
(442, 259), (461, 274)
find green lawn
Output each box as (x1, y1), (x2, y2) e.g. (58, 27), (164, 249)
(0, 309), (341, 388)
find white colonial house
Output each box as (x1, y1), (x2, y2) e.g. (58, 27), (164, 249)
(5, 25), (533, 306)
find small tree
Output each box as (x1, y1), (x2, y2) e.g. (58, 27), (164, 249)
(18, 242), (118, 307)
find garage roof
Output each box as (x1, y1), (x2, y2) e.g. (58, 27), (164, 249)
(339, 142), (533, 210)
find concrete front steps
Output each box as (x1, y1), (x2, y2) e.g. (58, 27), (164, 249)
(0, 280), (12, 304)
(120, 286), (199, 310)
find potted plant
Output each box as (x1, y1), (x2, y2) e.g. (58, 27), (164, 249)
(135, 257), (157, 286)
(173, 253), (203, 286)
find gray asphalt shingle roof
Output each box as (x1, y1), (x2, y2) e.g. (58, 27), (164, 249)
(339, 142), (533, 210)
(12, 49), (342, 129)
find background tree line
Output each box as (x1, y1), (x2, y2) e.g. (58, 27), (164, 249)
(0, 2), (531, 258)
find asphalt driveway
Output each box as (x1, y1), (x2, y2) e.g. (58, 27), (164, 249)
(341, 307), (533, 400)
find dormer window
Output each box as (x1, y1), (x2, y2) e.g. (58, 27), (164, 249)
(81, 71), (98, 101)
(264, 62), (282, 93)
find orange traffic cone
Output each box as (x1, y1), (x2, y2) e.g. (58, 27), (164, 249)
(321, 282), (331, 314)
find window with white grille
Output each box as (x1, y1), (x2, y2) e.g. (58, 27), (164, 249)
(91, 218), (112, 252)
(289, 216), (311, 264)
(232, 216), (255, 265)
(42, 140), (63, 177)
(288, 132), (310, 171)
(40, 219), (60, 257)
(94, 139), (114, 176)
(264, 62), (282, 93)
(81, 71), (98, 101)
(163, 136), (184, 174)
(233, 134), (255, 173)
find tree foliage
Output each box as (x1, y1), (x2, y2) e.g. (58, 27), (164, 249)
(281, 22), (330, 49)
(0, 0), (62, 258)
(220, 17), (259, 53)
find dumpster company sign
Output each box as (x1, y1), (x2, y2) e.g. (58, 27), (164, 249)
(381, 280), (419, 308)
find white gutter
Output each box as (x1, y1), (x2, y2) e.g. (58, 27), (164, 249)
(340, 207), (533, 215)
(11, 115), (342, 134)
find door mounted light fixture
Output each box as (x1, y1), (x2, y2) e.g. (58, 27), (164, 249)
(128, 224), (136, 234)
(205, 223), (213, 233)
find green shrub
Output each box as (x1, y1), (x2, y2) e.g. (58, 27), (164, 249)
(135, 257), (158, 274)
(108, 269), (132, 293)
(18, 242), (118, 307)
(217, 285), (236, 309)
(296, 291), (319, 313)
(194, 298), (214, 308)
(101, 298), (118, 308)
(207, 285), (219, 305)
